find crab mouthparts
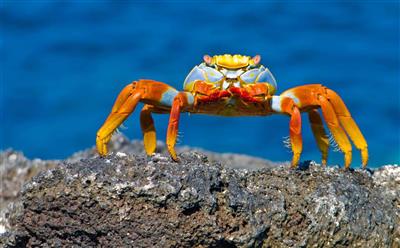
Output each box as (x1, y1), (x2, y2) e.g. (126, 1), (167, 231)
(222, 80), (241, 90)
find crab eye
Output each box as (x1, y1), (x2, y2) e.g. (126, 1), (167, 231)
(240, 68), (262, 83)
(256, 68), (277, 90)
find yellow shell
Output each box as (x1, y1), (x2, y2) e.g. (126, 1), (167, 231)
(212, 54), (255, 69)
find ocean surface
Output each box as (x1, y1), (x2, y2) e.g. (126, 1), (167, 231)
(1, 2), (399, 167)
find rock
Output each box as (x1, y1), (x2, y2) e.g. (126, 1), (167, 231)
(67, 134), (283, 170)
(0, 150), (58, 235)
(0, 135), (399, 247)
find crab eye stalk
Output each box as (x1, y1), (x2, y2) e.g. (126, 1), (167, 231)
(203, 55), (213, 65)
(251, 55), (261, 65)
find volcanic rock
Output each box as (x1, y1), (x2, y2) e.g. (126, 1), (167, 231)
(1, 135), (399, 247)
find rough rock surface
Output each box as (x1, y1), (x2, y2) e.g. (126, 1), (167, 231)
(0, 150), (58, 234)
(1, 135), (399, 247)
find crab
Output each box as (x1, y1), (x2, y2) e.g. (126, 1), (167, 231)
(96, 54), (368, 169)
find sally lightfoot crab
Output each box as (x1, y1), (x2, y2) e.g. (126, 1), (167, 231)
(96, 54), (368, 169)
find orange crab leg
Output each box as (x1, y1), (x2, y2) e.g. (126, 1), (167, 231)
(280, 84), (368, 169)
(140, 105), (157, 155)
(271, 96), (303, 167)
(318, 94), (353, 168)
(308, 109), (329, 166)
(96, 80), (178, 156)
(166, 92), (194, 161)
(325, 89), (368, 167)
(97, 87), (141, 156)
(140, 105), (172, 155)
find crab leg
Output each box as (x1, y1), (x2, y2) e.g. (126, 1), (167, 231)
(140, 105), (157, 155)
(166, 92), (194, 161)
(325, 89), (368, 167)
(96, 80), (178, 156)
(271, 96), (303, 167)
(318, 94), (353, 168)
(140, 105), (172, 155)
(280, 84), (368, 169)
(97, 86), (141, 156)
(308, 109), (329, 166)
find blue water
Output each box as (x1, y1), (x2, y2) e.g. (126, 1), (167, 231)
(1, 2), (399, 167)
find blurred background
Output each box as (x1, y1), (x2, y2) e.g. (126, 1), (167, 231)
(1, 1), (399, 167)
